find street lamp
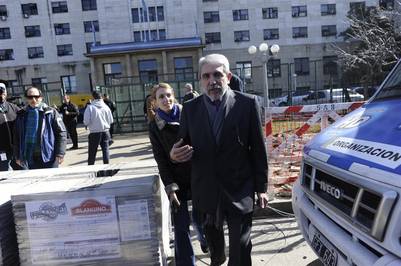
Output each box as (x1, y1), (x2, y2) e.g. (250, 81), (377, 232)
(248, 43), (280, 108)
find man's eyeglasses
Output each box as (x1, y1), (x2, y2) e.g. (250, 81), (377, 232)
(201, 71), (224, 80)
(26, 95), (41, 99)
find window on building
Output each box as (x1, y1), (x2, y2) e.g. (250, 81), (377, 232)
(292, 27), (308, 38)
(157, 6), (164, 21)
(142, 30), (149, 42)
(61, 75), (76, 93)
(267, 59), (281, 77)
(233, 9), (248, 21)
(234, 30), (250, 42)
(82, 0), (97, 11)
(133, 31), (141, 42)
(380, 0), (394, 10)
(132, 8), (139, 23)
(138, 59), (158, 83)
(148, 7), (156, 22)
(175, 57), (193, 81)
(85, 41), (100, 53)
(323, 56), (338, 75)
(150, 30), (157, 41)
(235, 62), (252, 83)
(0, 49), (14, 61)
(0, 27), (10, 39)
(22, 3), (38, 16)
(28, 47), (44, 59)
(54, 23), (70, 35)
(204, 11), (219, 23)
(321, 25), (337, 37)
(205, 32), (221, 44)
(83, 21), (99, 32)
(350, 2), (365, 16)
(57, 44), (73, 56)
(262, 7), (278, 19)
(159, 29), (166, 40)
(32, 77), (47, 88)
(263, 28), (279, 40)
(103, 63), (122, 85)
(294, 58), (310, 76)
(292, 5), (307, 17)
(321, 4), (336, 15)
(0, 5), (8, 17)
(51, 1), (68, 13)
(25, 25), (41, 37)
(140, 7), (148, 22)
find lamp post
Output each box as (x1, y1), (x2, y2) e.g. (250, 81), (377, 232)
(248, 43), (280, 108)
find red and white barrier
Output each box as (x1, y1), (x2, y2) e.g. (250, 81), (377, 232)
(265, 101), (364, 198)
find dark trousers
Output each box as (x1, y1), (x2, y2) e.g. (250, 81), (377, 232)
(204, 212), (253, 266)
(65, 121), (78, 147)
(109, 123), (114, 139)
(22, 155), (59, 170)
(172, 199), (195, 266)
(0, 160), (11, 171)
(88, 131), (110, 165)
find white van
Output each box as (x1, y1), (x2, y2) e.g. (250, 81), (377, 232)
(292, 60), (401, 266)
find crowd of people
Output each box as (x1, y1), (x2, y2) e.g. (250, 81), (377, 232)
(0, 53), (266, 265)
(0, 84), (115, 170)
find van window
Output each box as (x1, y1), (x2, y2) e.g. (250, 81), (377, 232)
(373, 61), (401, 101)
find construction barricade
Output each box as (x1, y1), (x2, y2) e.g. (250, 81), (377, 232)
(265, 102), (364, 199)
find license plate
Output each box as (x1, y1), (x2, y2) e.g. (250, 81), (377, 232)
(311, 230), (338, 266)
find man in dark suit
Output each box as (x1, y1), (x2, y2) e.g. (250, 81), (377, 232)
(170, 54), (268, 266)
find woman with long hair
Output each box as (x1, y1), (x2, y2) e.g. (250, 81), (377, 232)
(148, 83), (207, 265)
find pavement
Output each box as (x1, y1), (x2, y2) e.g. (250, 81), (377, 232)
(62, 126), (322, 266)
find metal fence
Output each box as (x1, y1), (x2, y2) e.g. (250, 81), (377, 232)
(99, 60), (385, 133)
(7, 82), (64, 108)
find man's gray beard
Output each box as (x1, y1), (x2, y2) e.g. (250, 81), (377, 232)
(202, 85), (228, 100)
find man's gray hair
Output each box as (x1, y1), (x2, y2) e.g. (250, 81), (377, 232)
(184, 83), (193, 89)
(199, 54), (230, 74)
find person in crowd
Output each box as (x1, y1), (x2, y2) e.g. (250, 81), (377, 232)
(144, 88), (156, 123)
(182, 83), (199, 103)
(59, 95), (79, 150)
(0, 83), (20, 171)
(170, 54), (268, 266)
(84, 90), (113, 165)
(14, 87), (67, 169)
(229, 73), (244, 92)
(148, 83), (208, 266)
(103, 93), (116, 141)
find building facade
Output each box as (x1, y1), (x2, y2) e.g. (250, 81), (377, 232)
(0, 0), (389, 96)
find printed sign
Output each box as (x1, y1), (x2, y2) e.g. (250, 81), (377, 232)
(324, 137), (401, 169)
(118, 199), (151, 241)
(25, 196), (121, 264)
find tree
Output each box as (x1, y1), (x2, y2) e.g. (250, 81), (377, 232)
(333, 2), (401, 98)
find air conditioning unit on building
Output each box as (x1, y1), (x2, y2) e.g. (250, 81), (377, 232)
(0, 16), (7, 21)
(23, 13), (29, 18)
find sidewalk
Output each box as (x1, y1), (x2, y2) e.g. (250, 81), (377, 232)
(63, 127), (321, 266)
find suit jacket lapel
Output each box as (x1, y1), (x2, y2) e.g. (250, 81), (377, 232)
(217, 89), (237, 148)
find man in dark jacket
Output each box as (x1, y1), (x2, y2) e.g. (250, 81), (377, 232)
(14, 87), (67, 169)
(59, 95), (79, 150)
(182, 83), (199, 103)
(170, 54), (268, 266)
(103, 93), (116, 140)
(0, 83), (20, 171)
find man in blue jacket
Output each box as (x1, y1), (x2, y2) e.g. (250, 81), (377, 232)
(14, 87), (67, 169)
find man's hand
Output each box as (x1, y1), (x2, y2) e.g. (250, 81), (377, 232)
(170, 139), (193, 162)
(16, 159), (22, 166)
(257, 192), (269, 209)
(169, 192), (180, 212)
(57, 156), (64, 165)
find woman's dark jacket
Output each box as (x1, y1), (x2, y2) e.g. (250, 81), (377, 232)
(148, 111), (191, 198)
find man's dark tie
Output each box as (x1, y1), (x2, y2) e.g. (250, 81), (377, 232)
(212, 100), (221, 112)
